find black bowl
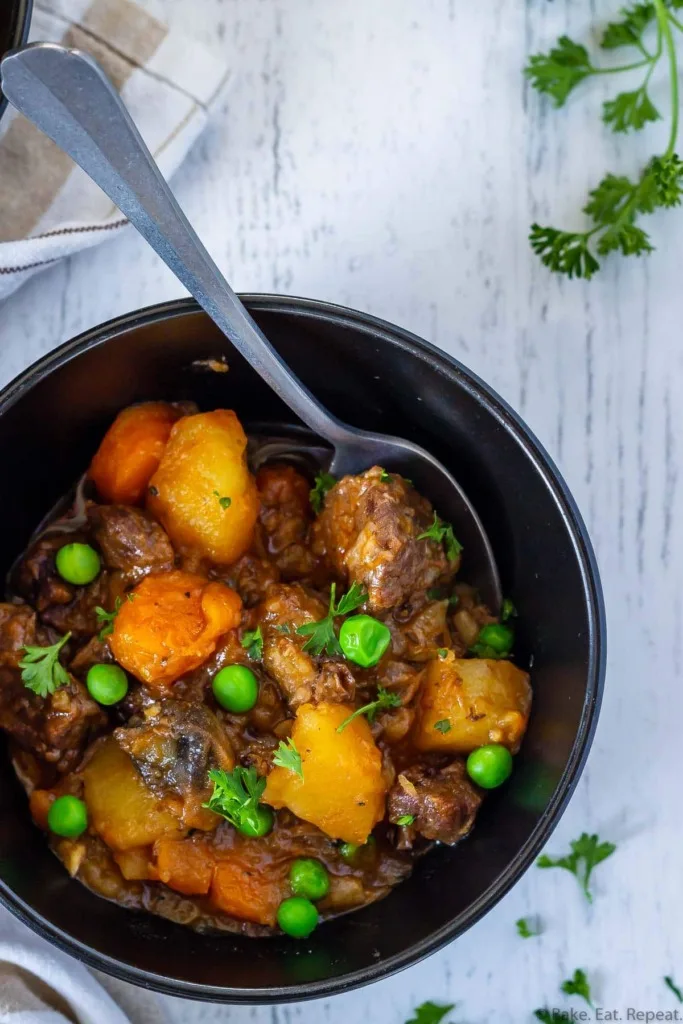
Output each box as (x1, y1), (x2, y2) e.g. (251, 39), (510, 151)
(0, 0), (32, 119)
(0, 296), (605, 1003)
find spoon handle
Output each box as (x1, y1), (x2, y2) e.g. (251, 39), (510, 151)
(0, 43), (353, 446)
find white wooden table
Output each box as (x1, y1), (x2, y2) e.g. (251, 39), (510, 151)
(1, 1), (680, 1021)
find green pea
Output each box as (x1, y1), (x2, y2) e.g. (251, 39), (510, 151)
(237, 804), (274, 838)
(339, 614), (391, 668)
(466, 744), (513, 789)
(47, 795), (88, 838)
(86, 663), (128, 705)
(277, 896), (319, 938)
(212, 665), (259, 713)
(339, 835), (375, 861)
(476, 623), (514, 655)
(289, 858), (330, 901)
(55, 543), (101, 586)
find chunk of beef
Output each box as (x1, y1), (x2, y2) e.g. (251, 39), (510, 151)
(258, 583), (356, 709)
(219, 552), (280, 608)
(255, 465), (320, 580)
(313, 466), (454, 612)
(87, 504), (175, 583)
(114, 699), (233, 821)
(13, 533), (118, 638)
(0, 603), (106, 775)
(387, 760), (482, 845)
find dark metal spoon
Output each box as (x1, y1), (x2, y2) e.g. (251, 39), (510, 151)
(0, 43), (501, 607)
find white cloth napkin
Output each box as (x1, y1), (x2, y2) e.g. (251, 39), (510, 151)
(0, 919), (168, 1024)
(0, 0), (230, 300)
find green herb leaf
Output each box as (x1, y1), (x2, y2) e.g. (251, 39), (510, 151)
(396, 814), (416, 826)
(241, 626), (264, 660)
(501, 598), (517, 622)
(437, 648), (448, 659)
(296, 581), (367, 657)
(379, 469), (393, 483)
(561, 968), (594, 1008)
(529, 225), (600, 280)
(19, 632), (72, 698)
(434, 718), (452, 733)
(516, 916), (542, 938)
(406, 1002), (456, 1024)
(337, 685), (402, 733)
(273, 737), (303, 779)
(213, 490), (232, 509)
(274, 623), (292, 635)
(525, 36), (594, 107)
(603, 89), (660, 133)
(650, 153), (683, 206)
(665, 976), (683, 1003)
(537, 832), (616, 902)
(418, 513), (462, 561)
(203, 766), (267, 832)
(310, 472), (336, 514)
(95, 597), (123, 641)
(601, 3), (656, 50)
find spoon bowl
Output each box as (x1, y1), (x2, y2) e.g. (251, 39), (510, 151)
(0, 41), (501, 608)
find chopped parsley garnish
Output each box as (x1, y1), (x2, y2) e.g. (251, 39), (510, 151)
(241, 625), (264, 660)
(213, 490), (232, 509)
(561, 968), (593, 1008)
(433, 718), (452, 733)
(203, 766), (267, 831)
(337, 685), (402, 733)
(501, 597), (517, 622)
(19, 632), (72, 698)
(274, 623), (292, 634)
(309, 471), (336, 514)
(296, 581), (366, 657)
(516, 916), (542, 938)
(406, 1002), (455, 1024)
(665, 976), (683, 1003)
(396, 814), (416, 827)
(437, 648), (448, 659)
(417, 513), (463, 561)
(95, 596), (123, 640)
(537, 832), (616, 903)
(272, 737), (303, 779)
(379, 469), (393, 483)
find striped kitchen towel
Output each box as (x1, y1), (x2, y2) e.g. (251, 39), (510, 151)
(0, 0), (230, 300)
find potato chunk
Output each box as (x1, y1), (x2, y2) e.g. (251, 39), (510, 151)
(109, 570), (242, 689)
(148, 410), (259, 565)
(413, 654), (531, 754)
(89, 402), (183, 505)
(263, 702), (386, 843)
(83, 738), (184, 851)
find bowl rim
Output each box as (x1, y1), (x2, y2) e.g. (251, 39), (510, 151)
(0, 0), (33, 119)
(0, 294), (606, 1003)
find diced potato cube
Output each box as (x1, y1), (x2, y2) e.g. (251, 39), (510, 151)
(263, 702), (387, 843)
(148, 410), (259, 565)
(83, 738), (185, 851)
(413, 654), (531, 754)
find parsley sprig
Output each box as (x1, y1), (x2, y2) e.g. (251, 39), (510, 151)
(272, 737), (303, 779)
(95, 596), (123, 640)
(336, 685), (402, 733)
(537, 832), (616, 902)
(19, 632), (72, 698)
(296, 581), (366, 657)
(516, 916), (542, 938)
(406, 1003), (455, 1024)
(241, 626), (264, 660)
(526, 0), (683, 277)
(310, 471), (336, 514)
(203, 766), (268, 831)
(213, 490), (232, 509)
(418, 513), (462, 561)
(561, 968), (594, 1008)
(665, 976), (683, 1002)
